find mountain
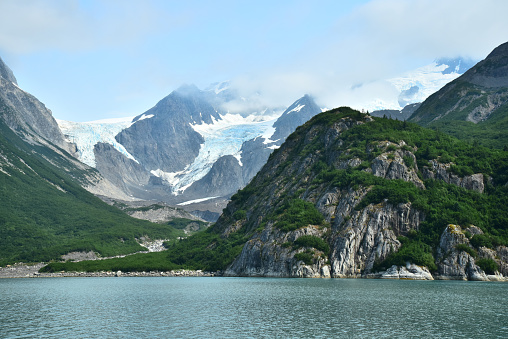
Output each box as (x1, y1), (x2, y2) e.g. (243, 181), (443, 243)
(0, 57), (68, 150)
(0, 59), (188, 265)
(409, 42), (508, 148)
(59, 86), (322, 216)
(206, 108), (508, 279)
(47, 107), (508, 279)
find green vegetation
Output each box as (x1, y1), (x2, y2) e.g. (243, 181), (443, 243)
(475, 258), (499, 275)
(455, 244), (477, 258)
(294, 235), (330, 255)
(410, 80), (508, 149)
(42, 226), (247, 273)
(165, 218), (209, 234)
(294, 251), (315, 265)
(274, 199), (325, 232)
(0, 116), (183, 266)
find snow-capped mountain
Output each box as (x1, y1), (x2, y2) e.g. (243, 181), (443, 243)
(363, 57), (476, 112)
(58, 83), (321, 211)
(56, 58), (474, 216)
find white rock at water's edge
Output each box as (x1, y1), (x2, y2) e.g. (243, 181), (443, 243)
(379, 264), (434, 280)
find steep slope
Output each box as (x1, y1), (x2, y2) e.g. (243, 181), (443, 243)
(410, 42), (508, 148)
(0, 57), (68, 150)
(0, 107), (182, 265)
(204, 108), (507, 279)
(116, 84), (222, 173)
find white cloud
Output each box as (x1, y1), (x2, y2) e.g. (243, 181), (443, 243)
(227, 0), (508, 111)
(0, 0), (168, 54)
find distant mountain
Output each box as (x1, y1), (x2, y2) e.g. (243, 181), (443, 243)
(370, 103), (421, 121)
(60, 85), (322, 215)
(409, 41), (508, 148)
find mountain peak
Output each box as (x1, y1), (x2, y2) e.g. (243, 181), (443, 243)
(0, 57), (18, 85)
(174, 84), (201, 97)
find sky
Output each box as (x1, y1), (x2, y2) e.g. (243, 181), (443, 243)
(0, 0), (507, 122)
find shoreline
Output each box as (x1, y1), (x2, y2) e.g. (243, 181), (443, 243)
(0, 263), (220, 279)
(1, 263), (505, 281)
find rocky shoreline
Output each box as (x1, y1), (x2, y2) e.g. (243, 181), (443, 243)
(0, 263), (220, 279)
(1, 262), (505, 281)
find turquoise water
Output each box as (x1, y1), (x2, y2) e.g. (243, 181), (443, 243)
(0, 277), (506, 338)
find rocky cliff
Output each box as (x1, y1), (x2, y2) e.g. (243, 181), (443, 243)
(211, 107), (507, 280)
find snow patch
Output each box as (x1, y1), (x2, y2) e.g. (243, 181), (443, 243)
(177, 196), (220, 206)
(287, 104), (305, 114)
(136, 114), (154, 122)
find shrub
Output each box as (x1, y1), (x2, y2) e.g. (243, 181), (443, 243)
(294, 251), (314, 265)
(275, 199), (324, 232)
(476, 258), (499, 274)
(233, 210), (247, 221)
(373, 240), (437, 272)
(455, 244), (477, 258)
(294, 235), (329, 255)
(470, 234), (493, 249)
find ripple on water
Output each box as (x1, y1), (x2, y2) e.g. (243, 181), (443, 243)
(0, 278), (506, 338)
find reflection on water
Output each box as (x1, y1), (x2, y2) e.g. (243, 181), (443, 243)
(1, 277), (506, 338)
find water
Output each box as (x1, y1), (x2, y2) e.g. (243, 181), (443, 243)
(0, 277), (506, 338)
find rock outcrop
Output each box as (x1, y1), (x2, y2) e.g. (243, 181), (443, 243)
(422, 160), (485, 193)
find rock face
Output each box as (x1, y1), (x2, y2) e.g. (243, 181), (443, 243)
(375, 264), (433, 280)
(329, 197), (423, 277)
(0, 57), (68, 150)
(116, 85), (220, 173)
(435, 224), (486, 280)
(216, 109), (430, 278)
(225, 225), (330, 278)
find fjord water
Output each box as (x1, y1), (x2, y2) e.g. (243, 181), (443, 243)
(1, 278), (506, 338)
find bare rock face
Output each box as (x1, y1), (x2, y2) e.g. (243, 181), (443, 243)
(0, 58), (68, 150)
(370, 141), (424, 189)
(225, 225), (330, 278)
(377, 264), (433, 280)
(435, 224), (487, 280)
(329, 192), (423, 277)
(422, 160), (485, 193)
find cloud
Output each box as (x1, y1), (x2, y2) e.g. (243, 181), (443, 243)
(226, 0), (508, 111)
(0, 0), (168, 54)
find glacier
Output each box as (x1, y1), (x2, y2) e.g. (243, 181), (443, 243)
(152, 112), (282, 195)
(57, 117), (139, 167)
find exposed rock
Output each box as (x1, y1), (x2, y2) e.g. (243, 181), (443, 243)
(435, 224), (488, 280)
(378, 264), (433, 280)
(225, 225), (330, 278)
(370, 141), (424, 189)
(329, 194), (423, 277)
(422, 160), (485, 193)
(61, 251), (98, 262)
